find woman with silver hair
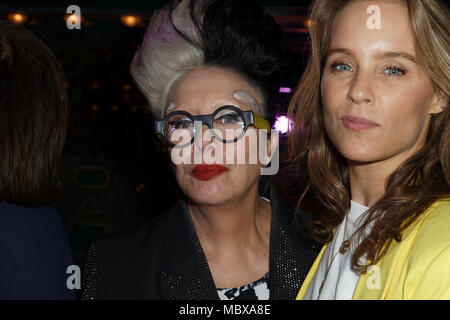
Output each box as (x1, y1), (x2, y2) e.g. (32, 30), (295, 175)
(82, 0), (319, 300)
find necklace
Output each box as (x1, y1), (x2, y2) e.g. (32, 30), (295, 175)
(317, 214), (355, 299)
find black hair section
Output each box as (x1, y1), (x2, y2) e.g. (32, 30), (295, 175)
(168, 0), (288, 125)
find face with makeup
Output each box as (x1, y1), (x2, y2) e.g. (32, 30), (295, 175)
(166, 66), (273, 206)
(321, 0), (445, 167)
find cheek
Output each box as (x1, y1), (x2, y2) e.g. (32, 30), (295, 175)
(321, 76), (343, 134)
(380, 89), (431, 146)
(321, 73), (348, 107)
(173, 164), (190, 190)
(379, 70), (435, 130)
(224, 130), (263, 165)
(323, 78), (434, 162)
(172, 158), (260, 205)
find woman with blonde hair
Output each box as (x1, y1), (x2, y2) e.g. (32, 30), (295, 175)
(288, 0), (449, 299)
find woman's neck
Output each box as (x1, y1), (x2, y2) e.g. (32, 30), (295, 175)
(348, 152), (416, 207)
(348, 161), (386, 207)
(188, 183), (272, 288)
(188, 183), (271, 253)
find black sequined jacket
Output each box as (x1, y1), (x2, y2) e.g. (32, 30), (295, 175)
(82, 184), (320, 300)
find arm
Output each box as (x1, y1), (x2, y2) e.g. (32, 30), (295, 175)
(0, 243), (18, 299)
(82, 243), (98, 300)
(409, 245), (450, 300)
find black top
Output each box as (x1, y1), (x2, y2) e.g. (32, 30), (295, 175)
(82, 184), (320, 300)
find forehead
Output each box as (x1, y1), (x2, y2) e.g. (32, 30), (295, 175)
(169, 66), (261, 115)
(328, 0), (415, 58)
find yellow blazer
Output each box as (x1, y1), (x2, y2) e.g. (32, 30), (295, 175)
(296, 199), (450, 300)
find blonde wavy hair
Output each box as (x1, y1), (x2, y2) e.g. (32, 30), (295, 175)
(287, 0), (450, 273)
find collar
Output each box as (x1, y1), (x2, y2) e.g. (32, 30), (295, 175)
(157, 182), (316, 299)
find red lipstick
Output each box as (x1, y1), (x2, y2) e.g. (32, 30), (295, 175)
(192, 164), (229, 181)
(340, 115), (380, 131)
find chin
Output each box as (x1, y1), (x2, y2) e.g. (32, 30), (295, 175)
(184, 180), (230, 205)
(336, 143), (379, 163)
(187, 192), (230, 207)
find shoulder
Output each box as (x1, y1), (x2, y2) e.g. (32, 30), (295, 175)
(0, 201), (64, 232)
(268, 185), (322, 258)
(404, 199), (450, 299)
(0, 201), (72, 257)
(410, 199), (450, 253)
(86, 204), (183, 299)
(0, 202), (75, 299)
(94, 206), (177, 263)
(399, 199), (450, 264)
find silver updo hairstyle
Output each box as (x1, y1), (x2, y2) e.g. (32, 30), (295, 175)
(131, 0), (286, 122)
(130, 0), (206, 119)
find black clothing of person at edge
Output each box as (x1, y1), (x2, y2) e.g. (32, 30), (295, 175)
(82, 182), (320, 299)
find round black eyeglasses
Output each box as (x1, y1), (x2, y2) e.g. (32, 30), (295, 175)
(154, 105), (270, 148)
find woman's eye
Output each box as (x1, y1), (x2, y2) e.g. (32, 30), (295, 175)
(169, 120), (192, 129)
(331, 62), (352, 72)
(384, 66), (406, 76)
(217, 114), (240, 124)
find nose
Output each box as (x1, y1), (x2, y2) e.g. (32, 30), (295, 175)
(193, 123), (216, 153)
(346, 71), (374, 106)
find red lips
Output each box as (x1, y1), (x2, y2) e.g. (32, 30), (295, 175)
(340, 115), (380, 131)
(192, 164), (229, 181)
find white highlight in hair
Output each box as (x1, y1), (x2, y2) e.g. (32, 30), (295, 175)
(130, 0), (206, 119)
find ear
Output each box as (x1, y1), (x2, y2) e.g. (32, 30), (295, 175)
(428, 89), (448, 115)
(262, 131), (279, 167)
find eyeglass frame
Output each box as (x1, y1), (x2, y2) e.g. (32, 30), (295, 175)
(154, 105), (271, 148)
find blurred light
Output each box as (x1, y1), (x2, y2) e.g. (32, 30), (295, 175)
(91, 104), (100, 111)
(65, 13), (82, 26)
(123, 83), (132, 91)
(279, 87), (292, 94)
(131, 106), (138, 112)
(8, 13), (27, 24)
(304, 19), (312, 29)
(112, 105), (119, 111)
(274, 115), (292, 134)
(91, 82), (99, 89)
(121, 15), (141, 27)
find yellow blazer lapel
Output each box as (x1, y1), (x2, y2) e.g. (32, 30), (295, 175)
(296, 244), (327, 299)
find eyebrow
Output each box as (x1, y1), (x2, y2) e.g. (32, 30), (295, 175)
(326, 48), (418, 64)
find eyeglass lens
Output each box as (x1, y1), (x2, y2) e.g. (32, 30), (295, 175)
(164, 108), (245, 146)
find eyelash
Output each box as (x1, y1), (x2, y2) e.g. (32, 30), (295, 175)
(330, 61), (407, 77)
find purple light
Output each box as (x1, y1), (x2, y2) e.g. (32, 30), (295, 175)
(279, 87), (292, 94)
(274, 115), (291, 134)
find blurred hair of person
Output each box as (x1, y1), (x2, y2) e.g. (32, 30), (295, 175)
(0, 19), (76, 299)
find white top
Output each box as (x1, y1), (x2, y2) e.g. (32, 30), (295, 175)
(304, 200), (370, 300)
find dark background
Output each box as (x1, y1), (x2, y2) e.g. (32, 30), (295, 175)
(0, 0), (312, 266)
